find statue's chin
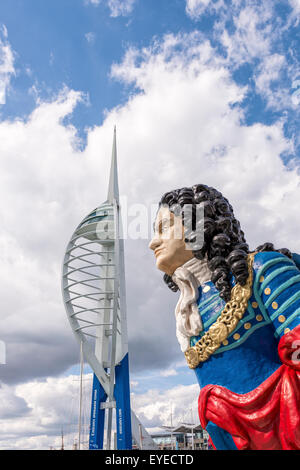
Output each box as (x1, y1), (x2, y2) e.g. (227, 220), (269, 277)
(156, 256), (170, 275)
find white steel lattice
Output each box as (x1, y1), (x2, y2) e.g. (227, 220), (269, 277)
(62, 201), (126, 395)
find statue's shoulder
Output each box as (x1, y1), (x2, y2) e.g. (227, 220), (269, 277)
(292, 252), (300, 270)
(252, 251), (295, 272)
(252, 250), (299, 292)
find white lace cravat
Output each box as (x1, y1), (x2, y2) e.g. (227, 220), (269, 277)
(172, 257), (211, 353)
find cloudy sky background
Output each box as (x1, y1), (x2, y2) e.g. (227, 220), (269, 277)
(0, 0), (300, 449)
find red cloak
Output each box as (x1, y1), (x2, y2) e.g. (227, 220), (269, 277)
(198, 325), (300, 450)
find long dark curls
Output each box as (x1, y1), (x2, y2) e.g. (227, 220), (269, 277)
(160, 184), (292, 302)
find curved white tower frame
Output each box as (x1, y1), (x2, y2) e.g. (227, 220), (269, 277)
(62, 128), (156, 450)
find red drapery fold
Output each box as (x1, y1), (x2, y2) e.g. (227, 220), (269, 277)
(198, 325), (300, 450)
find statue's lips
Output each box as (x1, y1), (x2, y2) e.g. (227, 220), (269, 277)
(154, 248), (164, 258)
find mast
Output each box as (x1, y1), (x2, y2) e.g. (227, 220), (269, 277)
(106, 126), (118, 449)
(78, 340), (83, 450)
(61, 427), (64, 451)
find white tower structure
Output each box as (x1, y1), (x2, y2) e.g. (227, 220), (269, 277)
(62, 128), (157, 450)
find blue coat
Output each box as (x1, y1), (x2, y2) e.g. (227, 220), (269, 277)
(190, 251), (300, 449)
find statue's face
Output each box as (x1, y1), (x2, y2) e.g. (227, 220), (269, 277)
(149, 205), (194, 276)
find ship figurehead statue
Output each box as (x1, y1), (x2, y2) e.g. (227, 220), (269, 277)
(149, 184), (300, 450)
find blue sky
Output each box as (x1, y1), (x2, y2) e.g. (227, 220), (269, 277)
(1, 0), (200, 142)
(0, 0), (300, 449)
(2, 0), (299, 146)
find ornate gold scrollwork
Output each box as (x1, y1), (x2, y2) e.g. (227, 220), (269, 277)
(184, 252), (255, 369)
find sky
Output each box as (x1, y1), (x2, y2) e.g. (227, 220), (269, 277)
(0, 0), (300, 449)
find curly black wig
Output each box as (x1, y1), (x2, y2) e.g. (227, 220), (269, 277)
(159, 184), (292, 302)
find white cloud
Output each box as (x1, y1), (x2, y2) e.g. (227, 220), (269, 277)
(0, 375), (93, 449)
(0, 374), (199, 449)
(0, 25), (15, 104)
(186, 0), (210, 17)
(254, 53), (289, 110)
(49, 51), (54, 66)
(107, 0), (136, 17)
(1, 25), (8, 39)
(0, 86), (95, 385)
(289, 0), (300, 17)
(85, 32), (96, 44)
(109, 30), (300, 255)
(210, 2), (299, 112)
(131, 383), (199, 430)
(184, 1), (300, 113)
(160, 369), (178, 377)
(219, 3), (274, 65)
(84, 0), (136, 17)
(185, 0), (224, 19)
(84, 0), (100, 5)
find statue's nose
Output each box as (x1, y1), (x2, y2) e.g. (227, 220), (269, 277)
(149, 236), (160, 251)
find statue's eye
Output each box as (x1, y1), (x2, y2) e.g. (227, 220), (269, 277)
(161, 222), (170, 233)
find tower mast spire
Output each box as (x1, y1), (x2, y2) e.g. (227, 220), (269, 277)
(107, 125), (119, 204)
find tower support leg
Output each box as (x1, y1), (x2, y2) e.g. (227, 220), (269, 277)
(89, 373), (107, 449)
(114, 353), (132, 450)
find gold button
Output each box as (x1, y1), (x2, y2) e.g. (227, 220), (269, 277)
(233, 333), (240, 340)
(284, 328), (290, 334)
(256, 314), (263, 322)
(222, 340), (229, 346)
(272, 302), (278, 309)
(244, 323), (251, 330)
(203, 285), (211, 293)
(278, 315), (286, 323)
(264, 287), (271, 295)
(259, 276), (264, 283)
(252, 301), (258, 309)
